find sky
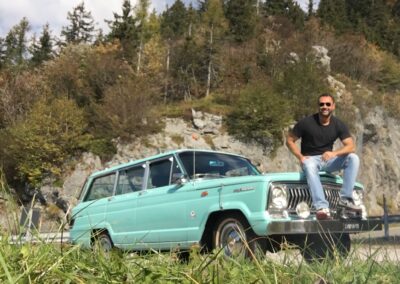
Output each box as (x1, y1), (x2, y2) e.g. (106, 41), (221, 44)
(0, 0), (314, 39)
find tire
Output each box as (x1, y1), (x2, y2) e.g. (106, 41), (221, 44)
(92, 231), (114, 253)
(212, 214), (259, 258)
(300, 233), (351, 262)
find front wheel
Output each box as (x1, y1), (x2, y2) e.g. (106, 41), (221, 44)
(92, 231), (114, 253)
(212, 214), (259, 258)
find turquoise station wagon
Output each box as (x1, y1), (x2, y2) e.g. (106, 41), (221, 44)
(69, 149), (381, 260)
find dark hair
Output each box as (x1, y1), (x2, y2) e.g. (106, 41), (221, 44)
(318, 93), (335, 103)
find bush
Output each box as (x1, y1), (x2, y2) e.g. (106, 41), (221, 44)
(274, 58), (330, 120)
(227, 84), (291, 151)
(5, 97), (90, 186)
(328, 35), (379, 81)
(95, 76), (161, 141)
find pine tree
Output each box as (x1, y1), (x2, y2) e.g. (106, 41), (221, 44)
(0, 37), (5, 69)
(308, 0), (314, 18)
(264, 0), (305, 28)
(3, 17), (30, 66)
(61, 2), (96, 45)
(30, 24), (53, 66)
(224, 0), (258, 42)
(160, 0), (188, 40)
(106, 0), (138, 53)
(317, 0), (350, 33)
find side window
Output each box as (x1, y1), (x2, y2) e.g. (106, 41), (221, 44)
(148, 157), (182, 189)
(116, 165), (145, 195)
(84, 173), (116, 201)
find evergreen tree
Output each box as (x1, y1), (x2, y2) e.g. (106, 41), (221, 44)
(3, 17), (30, 66)
(394, 0), (400, 18)
(160, 0), (188, 40)
(224, 0), (258, 42)
(317, 0), (350, 33)
(307, 0), (314, 18)
(61, 2), (96, 44)
(0, 37), (5, 69)
(106, 0), (138, 53)
(30, 24), (53, 66)
(264, 0), (305, 28)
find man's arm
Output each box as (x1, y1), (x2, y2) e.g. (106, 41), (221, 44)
(286, 132), (307, 164)
(322, 137), (356, 161)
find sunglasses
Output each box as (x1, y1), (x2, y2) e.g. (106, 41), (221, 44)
(319, 102), (332, 107)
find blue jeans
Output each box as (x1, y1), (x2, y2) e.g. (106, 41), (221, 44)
(302, 153), (360, 209)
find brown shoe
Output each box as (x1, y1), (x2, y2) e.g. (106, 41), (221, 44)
(316, 208), (331, 220)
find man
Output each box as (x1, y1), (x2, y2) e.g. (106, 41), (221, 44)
(286, 93), (361, 220)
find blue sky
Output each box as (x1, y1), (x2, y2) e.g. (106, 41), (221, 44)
(0, 0), (314, 38)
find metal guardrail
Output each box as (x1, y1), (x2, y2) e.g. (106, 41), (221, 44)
(382, 194), (400, 240)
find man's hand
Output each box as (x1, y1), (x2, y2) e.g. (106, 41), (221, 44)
(322, 151), (336, 161)
(300, 155), (309, 165)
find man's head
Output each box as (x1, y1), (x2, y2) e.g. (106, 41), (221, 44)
(318, 93), (335, 118)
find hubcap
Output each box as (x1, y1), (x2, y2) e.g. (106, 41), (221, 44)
(219, 223), (245, 257)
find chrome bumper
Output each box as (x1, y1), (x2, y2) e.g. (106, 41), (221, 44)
(266, 217), (382, 235)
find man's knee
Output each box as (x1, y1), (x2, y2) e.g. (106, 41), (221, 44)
(347, 153), (360, 167)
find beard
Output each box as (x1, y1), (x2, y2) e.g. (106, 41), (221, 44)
(319, 109), (332, 118)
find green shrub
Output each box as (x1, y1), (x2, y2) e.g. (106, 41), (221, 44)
(227, 84), (291, 151)
(5, 97), (89, 186)
(274, 58), (330, 120)
(376, 54), (400, 92)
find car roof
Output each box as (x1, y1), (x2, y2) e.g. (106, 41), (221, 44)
(89, 149), (247, 178)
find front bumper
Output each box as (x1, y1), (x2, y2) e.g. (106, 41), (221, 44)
(266, 217), (382, 235)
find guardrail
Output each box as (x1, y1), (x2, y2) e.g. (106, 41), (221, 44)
(382, 194), (400, 240)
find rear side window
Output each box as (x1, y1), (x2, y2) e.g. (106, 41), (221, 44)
(84, 173), (116, 201)
(116, 165), (145, 195)
(148, 157), (182, 188)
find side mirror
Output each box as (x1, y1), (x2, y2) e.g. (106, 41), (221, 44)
(172, 173), (188, 186)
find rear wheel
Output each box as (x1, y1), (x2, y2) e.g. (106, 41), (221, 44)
(212, 214), (259, 258)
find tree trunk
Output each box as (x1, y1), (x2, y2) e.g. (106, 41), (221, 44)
(206, 24), (214, 98)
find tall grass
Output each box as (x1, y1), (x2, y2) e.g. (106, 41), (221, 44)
(0, 235), (398, 283)
(1, 173), (399, 283)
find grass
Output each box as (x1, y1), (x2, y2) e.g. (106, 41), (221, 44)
(0, 233), (398, 283)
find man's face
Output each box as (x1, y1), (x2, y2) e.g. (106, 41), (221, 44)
(318, 96), (335, 118)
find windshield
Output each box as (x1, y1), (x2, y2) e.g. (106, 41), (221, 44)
(178, 151), (260, 179)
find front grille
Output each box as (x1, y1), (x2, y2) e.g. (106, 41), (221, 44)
(272, 182), (342, 214)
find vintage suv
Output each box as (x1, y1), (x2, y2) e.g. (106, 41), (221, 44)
(69, 149), (381, 259)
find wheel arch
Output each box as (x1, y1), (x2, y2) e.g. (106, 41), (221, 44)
(90, 228), (113, 247)
(200, 209), (250, 251)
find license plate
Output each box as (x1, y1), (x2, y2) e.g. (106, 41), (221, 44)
(343, 222), (360, 231)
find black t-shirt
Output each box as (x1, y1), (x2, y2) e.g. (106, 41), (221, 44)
(291, 113), (351, 156)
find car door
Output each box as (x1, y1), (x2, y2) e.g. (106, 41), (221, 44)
(135, 156), (189, 247)
(105, 163), (145, 247)
(73, 173), (116, 244)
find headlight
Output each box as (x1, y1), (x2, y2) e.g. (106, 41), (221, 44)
(269, 186), (288, 209)
(296, 202), (310, 218)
